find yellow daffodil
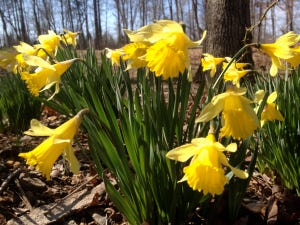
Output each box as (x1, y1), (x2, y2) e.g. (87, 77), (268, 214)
(223, 62), (251, 87)
(286, 45), (300, 69)
(14, 41), (49, 59)
(20, 59), (77, 99)
(62, 29), (79, 47)
(123, 42), (150, 69)
(201, 53), (224, 77)
(124, 20), (206, 80)
(0, 49), (18, 73)
(105, 48), (125, 66)
(38, 30), (61, 56)
(254, 90), (284, 126)
(145, 39), (187, 79)
(196, 86), (259, 139)
(14, 41), (39, 56)
(166, 133), (248, 196)
(259, 31), (300, 76)
(19, 109), (88, 180)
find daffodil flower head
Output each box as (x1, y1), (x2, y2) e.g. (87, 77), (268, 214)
(259, 31), (300, 76)
(286, 45), (300, 68)
(105, 48), (125, 66)
(254, 90), (284, 126)
(223, 61), (251, 87)
(0, 49), (19, 73)
(124, 20), (206, 80)
(123, 42), (150, 69)
(166, 133), (248, 196)
(201, 53), (224, 77)
(38, 30), (61, 56)
(196, 86), (259, 139)
(19, 109), (88, 180)
(14, 41), (39, 56)
(20, 59), (77, 99)
(61, 29), (79, 47)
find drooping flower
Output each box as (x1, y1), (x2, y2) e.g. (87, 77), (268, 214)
(259, 31), (300, 76)
(196, 86), (259, 139)
(254, 90), (284, 126)
(166, 133), (248, 196)
(124, 20), (206, 79)
(201, 53), (224, 77)
(20, 58), (77, 99)
(61, 29), (79, 47)
(223, 61), (251, 87)
(19, 109), (88, 180)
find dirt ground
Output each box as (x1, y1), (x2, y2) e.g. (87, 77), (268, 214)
(1, 49), (300, 225)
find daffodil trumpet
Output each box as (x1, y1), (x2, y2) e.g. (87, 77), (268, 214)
(166, 132), (248, 196)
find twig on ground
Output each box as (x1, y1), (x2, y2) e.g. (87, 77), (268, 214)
(45, 174), (99, 212)
(0, 166), (22, 195)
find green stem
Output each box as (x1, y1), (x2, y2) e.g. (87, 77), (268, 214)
(212, 43), (258, 90)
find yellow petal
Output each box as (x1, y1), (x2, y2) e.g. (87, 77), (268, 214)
(63, 144), (80, 174)
(195, 99), (224, 123)
(267, 91), (277, 104)
(254, 90), (265, 103)
(22, 54), (55, 70)
(166, 143), (200, 162)
(218, 153), (248, 179)
(24, 119), (55, 136)
(225, 143), (237, 152)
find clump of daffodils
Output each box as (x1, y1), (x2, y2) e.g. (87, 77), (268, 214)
(0, 30), (79, 99)
(19, 109), (88, 180)
(106, 20), (206, 80)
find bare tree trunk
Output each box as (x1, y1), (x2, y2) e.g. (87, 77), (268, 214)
(204, 0), (252, 62)
(17, 0), (28, 42)
(168, 0), (173, 20)
(175, 0), (180, 21)
(32, 0), (41, 35)
(271, 0), (276, 40)
(67, 0), (74, 30)
(12, 0), (21, 40)
(140, 0), (145, 26)
(192, 0), (204, 40)
(84, 0), (91, 48)
(286, 0), (294, 31)
(60, 0), (65, 29)
(0, 9), (9, 46)
(161, 0), (166, 19)
(93, 0), (100, 48)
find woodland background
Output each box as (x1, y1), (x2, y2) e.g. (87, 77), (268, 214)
(0, 0), (300, 49)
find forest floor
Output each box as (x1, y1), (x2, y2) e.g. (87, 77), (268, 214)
(0, 49), (300, 225)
